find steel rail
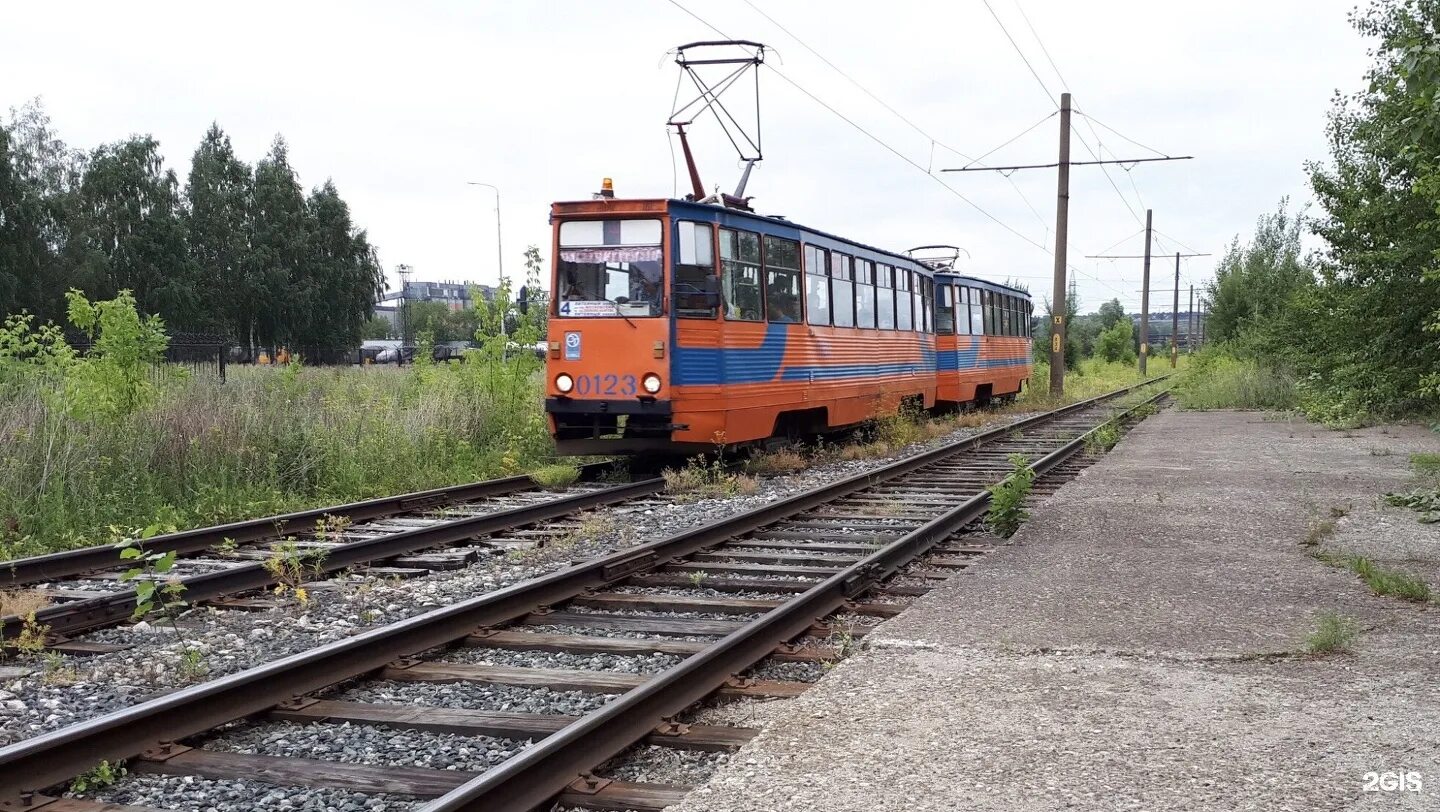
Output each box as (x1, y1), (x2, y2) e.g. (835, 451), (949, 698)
(0, 380), (1165, 800)
(2, 474), (662, 641)
(1, 461), (620, 587)
(420, 389), (1171, 812)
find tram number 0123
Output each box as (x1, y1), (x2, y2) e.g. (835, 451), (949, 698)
(574, 373), (637, 397)
(1363, 771), (1422, 793)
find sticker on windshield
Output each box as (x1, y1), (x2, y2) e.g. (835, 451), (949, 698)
(564, 331), (581, 361)
(558, 300), (620, 317)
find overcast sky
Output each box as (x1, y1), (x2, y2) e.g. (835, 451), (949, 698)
(3, 0), (1371, 313)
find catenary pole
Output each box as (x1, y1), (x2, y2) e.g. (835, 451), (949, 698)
(1171, 252), (1180, 368)
(1049, 92), (1072, 397)
(1188, 285), (1194, 353)
(1138, 209), (1152, 375)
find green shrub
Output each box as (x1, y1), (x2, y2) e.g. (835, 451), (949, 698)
(1094, 319), (1136, 365)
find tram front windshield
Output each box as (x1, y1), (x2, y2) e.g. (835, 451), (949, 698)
(556, 219), (664, 317)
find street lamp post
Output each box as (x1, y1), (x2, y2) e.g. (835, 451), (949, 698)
(466, 182), (506, 343)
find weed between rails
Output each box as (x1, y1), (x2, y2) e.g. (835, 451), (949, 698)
(529, 464), (581, 490)
(985, 454), (1035, 538)
(663, 456), (759, 503)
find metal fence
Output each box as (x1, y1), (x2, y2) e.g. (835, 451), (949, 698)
(67, 330), (228, 382)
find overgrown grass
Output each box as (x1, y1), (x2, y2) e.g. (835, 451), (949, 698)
(1305, 611), (1358, 655)
(1411, 453), (1440, 476)
(1021, 356), (1178, 411)
(1313, 549), (1434, 603)
(0, 360), (553, 559)
(1349, 556), (1433, 602)
(1172, 349), (1298, 411)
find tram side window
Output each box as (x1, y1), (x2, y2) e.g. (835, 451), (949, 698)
(720, 228), (763, 321)
(895, 269), (912, 331)
(969, 287), (984, 335)
(1002, 295), (1013, 336)
(954, 286), (969, 335)
(804, 244), (831, 326)
(674, 221), (718, 318)
(764, 236), (802, 323)
(935, 285), (955, 334)
(981, 291), (993, 335)
(831, 253), (855, 328)
(877, 265), (896, 329)
(855, 259), (877, 328)
(1025, 300), (1033, 337)
(915, 277), (927, 334)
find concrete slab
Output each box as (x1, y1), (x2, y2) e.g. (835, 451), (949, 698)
(673, 411), (1440, 812)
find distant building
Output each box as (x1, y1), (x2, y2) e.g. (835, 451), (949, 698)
(1132, 311), (1204, 350)
(373, 279), (497, 331)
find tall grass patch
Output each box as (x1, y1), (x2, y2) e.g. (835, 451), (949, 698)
(0, 360), (553, 559)
(1022, 357), (1176, 411)
(1172, 349), (1297, 411)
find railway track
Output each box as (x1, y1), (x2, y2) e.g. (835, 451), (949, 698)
(0, 381), (1166, 812)
(1, 461), (674, 642)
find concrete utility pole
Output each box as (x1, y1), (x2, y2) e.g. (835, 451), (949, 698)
(1049, 92), (1072, 398)
(940, 96), (1192, 398)
(1171, 252), (1180, 368)
(1188, 285), (1195, 353)
(1138, 209), (1153, 375)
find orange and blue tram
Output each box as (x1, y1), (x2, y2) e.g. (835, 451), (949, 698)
(543, 190), (1033, 455)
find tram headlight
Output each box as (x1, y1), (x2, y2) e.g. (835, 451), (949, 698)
(642, 373), (663, 394)
(555, 373), (574, 394)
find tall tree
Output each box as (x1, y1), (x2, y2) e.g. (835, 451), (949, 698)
(0, 126), (42, 313)
(1095, 298), (1126, 331)
(302, 179), (383, 350)
(71, 135), (200, 326)
(1205, 199), (1312, 347)
(2, 99), (85, 322)
(250, 136), (309, 349)
(185, 123), (254, 340)
(1305, 0), (1440, 413)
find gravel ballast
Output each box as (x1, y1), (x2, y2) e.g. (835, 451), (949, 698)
(335, 680), (613, 716)
(205, 720), (529, 772)
(77, 773), (420, 811)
